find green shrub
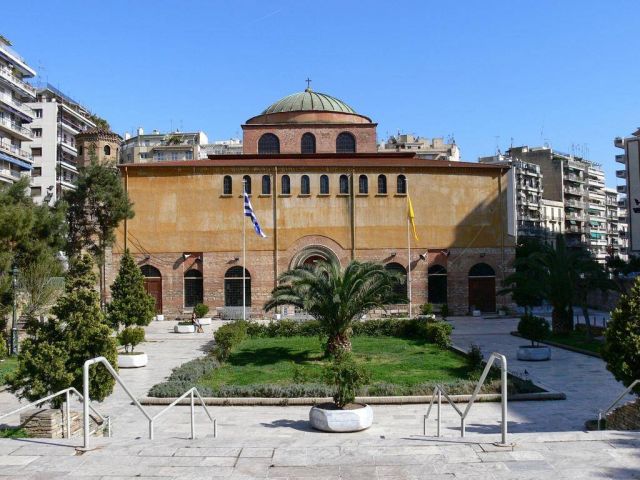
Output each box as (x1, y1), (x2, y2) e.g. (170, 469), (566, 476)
(0, 336), (7, 360)
(147, 356), (219, 397)
(467, 343), (484, 372)
(193, 303), (210, 318)
(517, 314), (550, 346)
(440, 304), (450, 319)
(425, 322), (453, 348)
(118, 326), (145, 353)
(420, 303), (434, 316)
(213, 321), (248, 360)
(323, 352), (370, 408)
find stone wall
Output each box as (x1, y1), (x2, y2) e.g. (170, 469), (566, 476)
(20, 408), (106, 439)
(606, 398), (640, 431)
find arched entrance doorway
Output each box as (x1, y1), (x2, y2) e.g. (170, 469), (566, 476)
(290, 245), (340, 269)
(140, 264), (162, 314)
(224, 266), (251, 307)
(468, 263), (496, 313)
(385, 262), (407, 299)
(428, 265), (447, 304)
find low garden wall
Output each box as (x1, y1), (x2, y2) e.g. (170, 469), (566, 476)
(606, 399), (640, 431)
(19, 408), (107, 439)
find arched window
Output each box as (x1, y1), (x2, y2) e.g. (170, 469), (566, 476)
(103, 145), (111, 156)
(428, 265), (447, 304)
(358, 175), (368, 194)
(301, 175), (310, 195)
(258, 133), (280, 154)
(469, 263), (496, 277)
(141, 265), (162, 313)
(336, 132), (356, 153)
(468, 263), (496, 313)
(397, 175), (407, 194)
(385, 262), (407, 299)
(339, 174), (349, 194)
(301, 133), (316, 154)
(223, 175), (232, 195)
(320, 175), (329, 194)
(378, 174), (387, 194)
(262, 175), (271, 195)
(243, 175), (251, 194)
(140, 265), (161, 277)
(281, 175), (291, 195)
(184, 269), (203, 308)
(224, 266), (251, 307)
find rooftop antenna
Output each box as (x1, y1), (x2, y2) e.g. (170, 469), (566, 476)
(494, 135), (500, 154)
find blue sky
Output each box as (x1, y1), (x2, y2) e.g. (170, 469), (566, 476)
(3, 0), (637, 186)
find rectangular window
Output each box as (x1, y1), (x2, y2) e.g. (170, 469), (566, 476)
(31, 167), (42, 176)
(31, 147), (42, 156)
(30, 186), (41, 197)
(34, 109), (42, 118)
(32, 128), (42, 137)
(171, 152), (179, 161)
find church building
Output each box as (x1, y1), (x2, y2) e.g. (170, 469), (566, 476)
(109, 87), (515, 317)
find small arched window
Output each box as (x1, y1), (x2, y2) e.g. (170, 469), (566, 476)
(301, 175), (310, 195)
(224, 266), (251, 307)
(243, 175), (251, 194)
(301, 133), (316, 154)
(397, 175), (407, 194)
(385, 262), (408, 299)
(258, 133), (280, 154)
(281, 175), (291, 195)
(223, 175), (232, 195)
(184, 269), (203, 308)
(320, 175), (329, 194)
(358, 175), (368, 194)
(103, 145), (111, 156)
(339, 174), (349, 194)
(336, 132), (356, 153)
(78, 145), (83, 156)
(262, 175), (271, 195)
(378, 175), (387, 194)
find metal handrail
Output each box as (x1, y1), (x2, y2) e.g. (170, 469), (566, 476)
(424, 352), (509, 446)
(82, 357), (216, 450)
(598, 379), (639, 430)
(0, 387), (109, 439)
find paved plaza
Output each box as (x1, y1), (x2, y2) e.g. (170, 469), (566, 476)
(0, 317), (638, 479)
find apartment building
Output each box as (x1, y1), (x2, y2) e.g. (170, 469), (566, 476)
(379, 134), (460, 161)
(120, 129), (208, 164)
(615, 132), (637, 255)
(201, 138), (243, 157)
(0, 37), (36, 185)
(605, 188), (628, 261)
(26, 84), (96, 204)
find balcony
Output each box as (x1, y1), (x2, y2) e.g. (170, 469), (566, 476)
(618, 199), (627, 208)
(564, 186), (583, 196)
(0, 116), (32, 141)
(0, 141), (32, 162)
(0, 167), (22, 182)
(0, 64), (36, 99)
(615, 169), (626, 179)
(566, 199), (584, 208)
(564, 173), (585, 183)
(58, 117), (82, 135)
(618, 185), (628, 194)
(57, 137), (77, 154)
(58, 158), (78, 173)
(616, 154), (626, 164)
(0, 92), (34, 120)
(615, 137), (624, 148)
(57, 177), (76, 190)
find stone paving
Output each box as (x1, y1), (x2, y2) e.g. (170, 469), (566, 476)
(0, 317), (637, 479)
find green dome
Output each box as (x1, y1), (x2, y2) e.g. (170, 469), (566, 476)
(261, 89), (357, 115)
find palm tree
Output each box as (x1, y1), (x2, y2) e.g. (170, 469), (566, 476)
(264, 260), (406, 355)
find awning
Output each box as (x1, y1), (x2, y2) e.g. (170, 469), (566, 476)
(0, 151), (32, 170)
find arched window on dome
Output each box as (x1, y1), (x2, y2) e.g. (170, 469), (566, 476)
(258, 133), (280, 154)
(336, 132), (356, 153)
(320, 175), (329, 194)
(242, 175), (251, 194)
(378, 174), (387, 194)
(262, 175), (271, 195)
(281, 175), (291, 195)
(301, 133), (316, 154)
(358, 175), (368, 194)
(301, 175), (310, 195)
(339, 174), (349, 194)
(223, 175), (232, 195)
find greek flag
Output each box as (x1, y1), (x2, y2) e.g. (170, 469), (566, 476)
(244, 191), (267, 238)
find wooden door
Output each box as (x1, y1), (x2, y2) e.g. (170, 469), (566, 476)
(144, 278), (163, 314)
(468, 277), (496, 313)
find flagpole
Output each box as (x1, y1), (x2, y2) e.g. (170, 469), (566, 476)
(407, 177), (412, 319)
(242, 179), (247, 321)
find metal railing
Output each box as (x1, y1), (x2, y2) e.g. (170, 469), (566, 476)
(0, 64), (36, 96)
(83, 357), (216, 450)
(423, 352), (509, 446)
(0, 387), (109, 439)
(597, 379), (639, 430)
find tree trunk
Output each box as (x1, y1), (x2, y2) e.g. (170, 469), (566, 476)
(581, 305), (592, 339)
(326, 333), (352, 357)
(552, 307), (573, 334)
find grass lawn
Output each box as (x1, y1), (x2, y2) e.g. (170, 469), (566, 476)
(199, 336), (471, 389)
(0, 357), (17, 385)
(547, 331), (603, 355)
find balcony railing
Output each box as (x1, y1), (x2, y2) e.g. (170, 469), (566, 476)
(566, 199), (585, 208)
(0, 64), (36, 97)
(565, 173), (585, 183)
(0, 92), (34, 119)
(0, 116), (32, 138)
(616, 154), (626, 164)
(0, 141), (32, 161)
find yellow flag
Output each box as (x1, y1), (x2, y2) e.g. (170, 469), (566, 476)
(407, 195), (419, 242)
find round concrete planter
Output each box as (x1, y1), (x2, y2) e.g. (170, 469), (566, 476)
(118, 352), (148, 368)
(517, 345), (551, 361)
(309, 403), (373, 432)
(155, 314), (165, 321)
(174, 324), (196, 334)
(197, 317), (212, 325)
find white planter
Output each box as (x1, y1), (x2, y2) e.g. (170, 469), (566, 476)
(472, 310), (482, 317)
(155, 314), (165, 321)
(309, 403), (373, 432)
(517, 345), (551, 361)
(197, 317), (212, 325)
(174, 324), (196, 334)
(118, 352), (148, 368)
